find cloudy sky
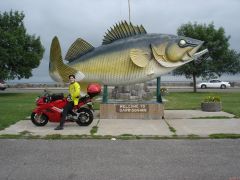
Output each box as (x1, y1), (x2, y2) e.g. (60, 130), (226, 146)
(1, 0), (240, 82)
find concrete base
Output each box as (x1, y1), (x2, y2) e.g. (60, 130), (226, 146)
(100, 103), (164, 119)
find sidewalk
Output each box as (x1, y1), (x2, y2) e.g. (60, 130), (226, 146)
(0, 110), (239, 138)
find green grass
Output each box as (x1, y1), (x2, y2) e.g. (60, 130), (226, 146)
(164, 92), (240, 117)
(90, 119), (100, 135)
(0, 93), (38, 130)
(209, 133), (240, 139)
(169, 126), (176, 133)
(93, 102), (100, 110)
(191, 116), (232, 119)
(163, 119), (177, 134)
(187, 134), (201, 139)
(90, 126), (98, 135)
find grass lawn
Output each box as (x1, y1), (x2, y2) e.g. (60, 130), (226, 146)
(0, 92), (240, 130)
(164, 92), (240, 117)
(0, 93), (38, 130)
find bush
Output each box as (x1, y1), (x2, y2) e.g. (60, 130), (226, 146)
(203, 96), (221, 102)
(160, 88), (169, 96)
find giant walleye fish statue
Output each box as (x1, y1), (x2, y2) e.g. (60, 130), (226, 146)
(49, 21), (208, 88)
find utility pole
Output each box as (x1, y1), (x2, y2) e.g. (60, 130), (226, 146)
(128, 0), (131, 23)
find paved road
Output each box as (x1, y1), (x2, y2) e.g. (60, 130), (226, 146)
(1, 139), (240, 180)
(1, 87), (240, 94)
(168, 87), (240, 93)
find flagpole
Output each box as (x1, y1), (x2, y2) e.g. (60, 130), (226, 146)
(128, 0), (131, 22)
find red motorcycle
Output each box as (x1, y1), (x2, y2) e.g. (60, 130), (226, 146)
(31, 83), (101, 127)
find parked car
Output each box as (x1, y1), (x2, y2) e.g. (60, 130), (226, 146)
(0, 80), (7, 90)
(197, 79), (231, 89)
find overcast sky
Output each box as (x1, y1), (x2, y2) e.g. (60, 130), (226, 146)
(1, 0), (240, 82)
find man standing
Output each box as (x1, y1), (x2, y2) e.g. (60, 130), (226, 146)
(55, 74), (80, 130)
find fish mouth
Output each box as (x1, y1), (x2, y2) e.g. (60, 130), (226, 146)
(157, 48), (208, 68)
(182, 51), (194, 61)
(183, 48), (208, 62)
(192, 49), (209, 60)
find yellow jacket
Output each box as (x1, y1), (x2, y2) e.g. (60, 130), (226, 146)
(69, 82), (80, 105)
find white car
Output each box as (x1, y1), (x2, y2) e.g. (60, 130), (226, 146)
(197, 79), (231, 89)
(0, 80), (7, 90)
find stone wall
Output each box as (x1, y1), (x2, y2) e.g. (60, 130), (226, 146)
(111, 83), (153, 101)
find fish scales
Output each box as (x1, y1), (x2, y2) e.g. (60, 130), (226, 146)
(72, 49), (145, 85)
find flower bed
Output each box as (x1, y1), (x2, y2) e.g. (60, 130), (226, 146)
(201, 96), (222, 112)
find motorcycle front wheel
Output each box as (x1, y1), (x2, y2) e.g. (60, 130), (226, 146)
(31, 112), (48, 126)
(76, 107), (93, 126)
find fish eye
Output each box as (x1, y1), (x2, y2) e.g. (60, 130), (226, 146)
(179, 39), (187, 47)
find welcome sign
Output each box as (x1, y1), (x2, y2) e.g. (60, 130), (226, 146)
(116, 104), (149, 113)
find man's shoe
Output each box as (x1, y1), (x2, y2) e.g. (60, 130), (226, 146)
(54, 126), (63, 130)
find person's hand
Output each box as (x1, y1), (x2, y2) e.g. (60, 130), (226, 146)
(67, 95), (72, 101)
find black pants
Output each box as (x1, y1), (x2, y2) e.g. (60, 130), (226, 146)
(59, 101), (74, 127)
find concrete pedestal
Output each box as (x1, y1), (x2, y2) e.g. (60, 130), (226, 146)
(100, 103), (164, 119)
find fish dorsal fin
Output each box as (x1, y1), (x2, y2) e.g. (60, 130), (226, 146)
(102, 21), (147, 45)
(130, 49), (150, 68)
(65, 38), (94, 62)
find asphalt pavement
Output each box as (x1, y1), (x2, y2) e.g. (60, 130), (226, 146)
(1, 104), (240, 180)
(1, 139), (240, 180)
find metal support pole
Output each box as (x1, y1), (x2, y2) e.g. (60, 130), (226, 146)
(128, 0), (131, 23)
(102, 85), (108, 103)
(156, 77), (162, 103)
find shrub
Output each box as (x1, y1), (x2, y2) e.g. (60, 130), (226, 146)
(203, 96), (221, 102)
(160, 88), (169, 96)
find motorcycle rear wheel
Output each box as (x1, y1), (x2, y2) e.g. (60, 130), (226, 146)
(76, 108), (93, 126)
(31, 112), (48, 126)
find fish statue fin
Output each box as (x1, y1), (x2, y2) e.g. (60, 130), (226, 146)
(65, 38), (94, 62)
(151, 42), (177, 67)
(151, 42), (167, 57)
(151, 44), (185, 67)
(102, 21), (147, 45)
(151, 42), (187, 67)
(49, 36), (85, 82)
(130, 49), (150, 68)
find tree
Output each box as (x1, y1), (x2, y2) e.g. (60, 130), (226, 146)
(174, 22), (240, 92)
(0, 11), (44, 80)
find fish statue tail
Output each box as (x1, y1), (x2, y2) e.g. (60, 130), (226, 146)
(49, 36), (85, 83)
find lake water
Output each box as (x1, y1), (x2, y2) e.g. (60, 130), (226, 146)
(7, 74), (240, 85)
